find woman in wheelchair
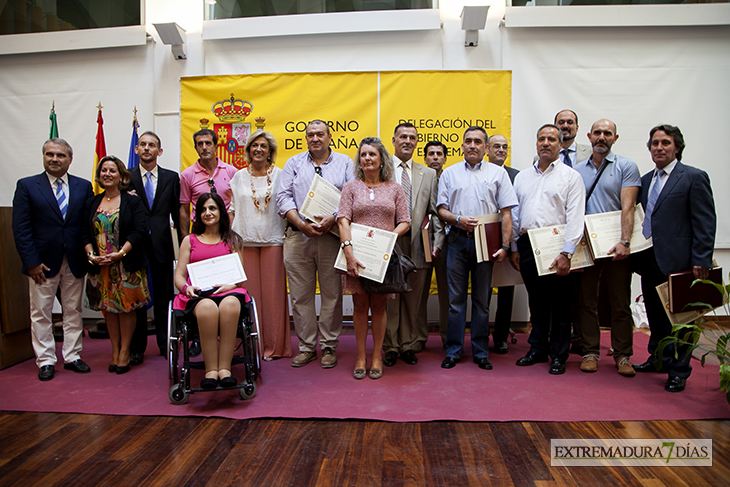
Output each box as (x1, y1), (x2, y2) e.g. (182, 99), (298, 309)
(173, 192), (249, 390)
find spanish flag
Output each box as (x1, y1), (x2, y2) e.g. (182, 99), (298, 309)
(92, 104), (107, 194)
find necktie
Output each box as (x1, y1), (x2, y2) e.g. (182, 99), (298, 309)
(144, 172), (155, 207)
(55, 178), (67, 219)
(400, 162), (411, 217)
(642, 169), (665, 239)
(560, 149), (572, 168)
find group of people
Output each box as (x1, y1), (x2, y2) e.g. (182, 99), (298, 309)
(12, 111), (716, 394)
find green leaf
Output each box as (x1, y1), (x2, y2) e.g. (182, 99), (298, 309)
(719, 363), (730, 391)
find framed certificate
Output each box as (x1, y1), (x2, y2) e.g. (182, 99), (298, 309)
(187, 253), (247, 289)
(584, 205), (652, 259)
(527, 225), (593, 276)
(334, 223), (398, 283)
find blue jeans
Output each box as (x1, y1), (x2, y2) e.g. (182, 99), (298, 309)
(445, 231), (493, 360)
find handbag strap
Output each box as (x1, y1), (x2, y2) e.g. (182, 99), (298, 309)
(585, 158), (611, 207)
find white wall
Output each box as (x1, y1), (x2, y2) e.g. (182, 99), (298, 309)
(2, 0), (728, 320)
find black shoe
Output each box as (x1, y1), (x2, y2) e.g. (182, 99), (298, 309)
(665, 376), (686, 392)
(516, 352), (549, 366)
(189, 338), (201, 357)
(219, 376), (238, 388)
(200, 377), (218, 390)
(63, 359), (91, 374)
(108, 364), (117, 373)
(400, 350), (418, 365)
(474, 357), (493, 370)
(38, 365), (55, 381)
(441, 357), (458, 369)
(130, 353), (144, 366)
(632, 360), (664, 373)
(494, 341), (509, 354)
(115, 364), (130, 375)
(383, 351), (398, 367)
(549, 358), (566, 375)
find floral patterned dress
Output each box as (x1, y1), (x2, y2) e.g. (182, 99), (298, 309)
(85, 207), (150, 313)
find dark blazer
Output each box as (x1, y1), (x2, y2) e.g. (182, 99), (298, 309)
(639, 161), (716, 276)
(12, 172), (93, 278)
(128, 165), (180, 264)
(82, 191), (149, 273)
(504, 165), (519, 184)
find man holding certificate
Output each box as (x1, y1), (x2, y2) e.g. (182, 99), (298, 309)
(632, 125), (716, 392)
(276, 120), (354, 369)
(574, 119), (641, 377)
(511, 124), (586, 375)
(437, 126), (518, 370)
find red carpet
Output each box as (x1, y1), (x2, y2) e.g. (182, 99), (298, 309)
(0, 331), (727, 422)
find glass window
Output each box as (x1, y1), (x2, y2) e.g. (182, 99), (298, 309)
(510, 0), (725, 5)
(205, 0), (434, 20)
(0, 0), (142, 35)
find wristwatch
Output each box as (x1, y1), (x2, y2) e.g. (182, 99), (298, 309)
(560, 251), (573, 261)
(341, 240), (352, 249)
(620, 240), (631, 248)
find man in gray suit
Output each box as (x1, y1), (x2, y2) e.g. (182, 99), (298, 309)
(383, 123), (443, 367)
(554, 109), (592, 168)
(487, 134), (518, 354)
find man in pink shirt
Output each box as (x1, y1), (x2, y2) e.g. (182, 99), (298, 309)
(179, 128), (238, 236)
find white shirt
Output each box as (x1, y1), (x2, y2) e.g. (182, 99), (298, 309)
(46, 172), (69, 201)
(646, 159), (678, 197)
(139, 164), (159, 199)
(230, 166), (286, 246)
(512, 159), (586, 254)
(393, 155), (413, 189)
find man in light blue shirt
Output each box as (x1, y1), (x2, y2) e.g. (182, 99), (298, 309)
(437, 126), (517, 370)
(574, 119), (641, 377)
(276, 120), (354, 369)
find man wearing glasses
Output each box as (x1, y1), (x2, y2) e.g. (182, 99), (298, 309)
(277, 120), (354, 369)
(179, 128), (238, 237)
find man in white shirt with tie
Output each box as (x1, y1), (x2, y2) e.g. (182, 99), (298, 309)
(383, 123), (442, 367)
(128, 132), (181, 362)
(12, 139), (94, 381)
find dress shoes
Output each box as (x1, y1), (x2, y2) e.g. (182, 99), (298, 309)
(633, 360), (667, 373)
(189, 338), (202, 357)
(353, 368), (366, 380)
(63, 359), (91, 374)
(291, 351), (317, 368)
(38, 365), (55, 381)
(474, 357), (493, 370)
(400, 350), (418, 365)
(441, 357), (459, 369)
(130, 353), (144, 366)
(108, 364), (117, 373)
(549, 358), (566, 375)
(516, 352), (549, 367)
(665, 376), (686, 393)
(383, 351), (398, 367)
(494, 341), (509, 354)
(369, 368), (383, 380)
(115, 364), (130, 375)
(200, 377), (218, 390)
(321, 348), (338, 368)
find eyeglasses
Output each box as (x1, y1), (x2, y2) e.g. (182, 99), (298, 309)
(314, 166), (322, 177)
(207, 179), (217, 194)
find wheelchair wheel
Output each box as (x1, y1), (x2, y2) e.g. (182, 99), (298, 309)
(168, 384), (189, 405)
(239, 381), (256, 400)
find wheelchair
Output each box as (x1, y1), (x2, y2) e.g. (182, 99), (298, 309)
(167, 296), (261, 405)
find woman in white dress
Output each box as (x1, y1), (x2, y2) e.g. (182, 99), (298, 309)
(230, 131), (291, 360)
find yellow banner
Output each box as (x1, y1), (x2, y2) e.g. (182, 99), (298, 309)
(180, 71), (511, 171)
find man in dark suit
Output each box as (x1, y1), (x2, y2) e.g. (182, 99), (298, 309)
(487, 134), (519, 354)
(127, 131), (180, 362)
(12, 138), (94, 381)
(633, 124), (716, 392)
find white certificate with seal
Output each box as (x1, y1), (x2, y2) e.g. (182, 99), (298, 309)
(584, 205), (652, 259)
(334, 223), (398, 283)
(527, 225), (594, 276)
(300, 174), (341, 224)
(187, 253), (247, 289)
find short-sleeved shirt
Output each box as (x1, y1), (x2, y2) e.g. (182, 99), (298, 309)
(437, 160), (518, 216)
(574, 152), (641, 215)
(180, 158), (238, 219)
